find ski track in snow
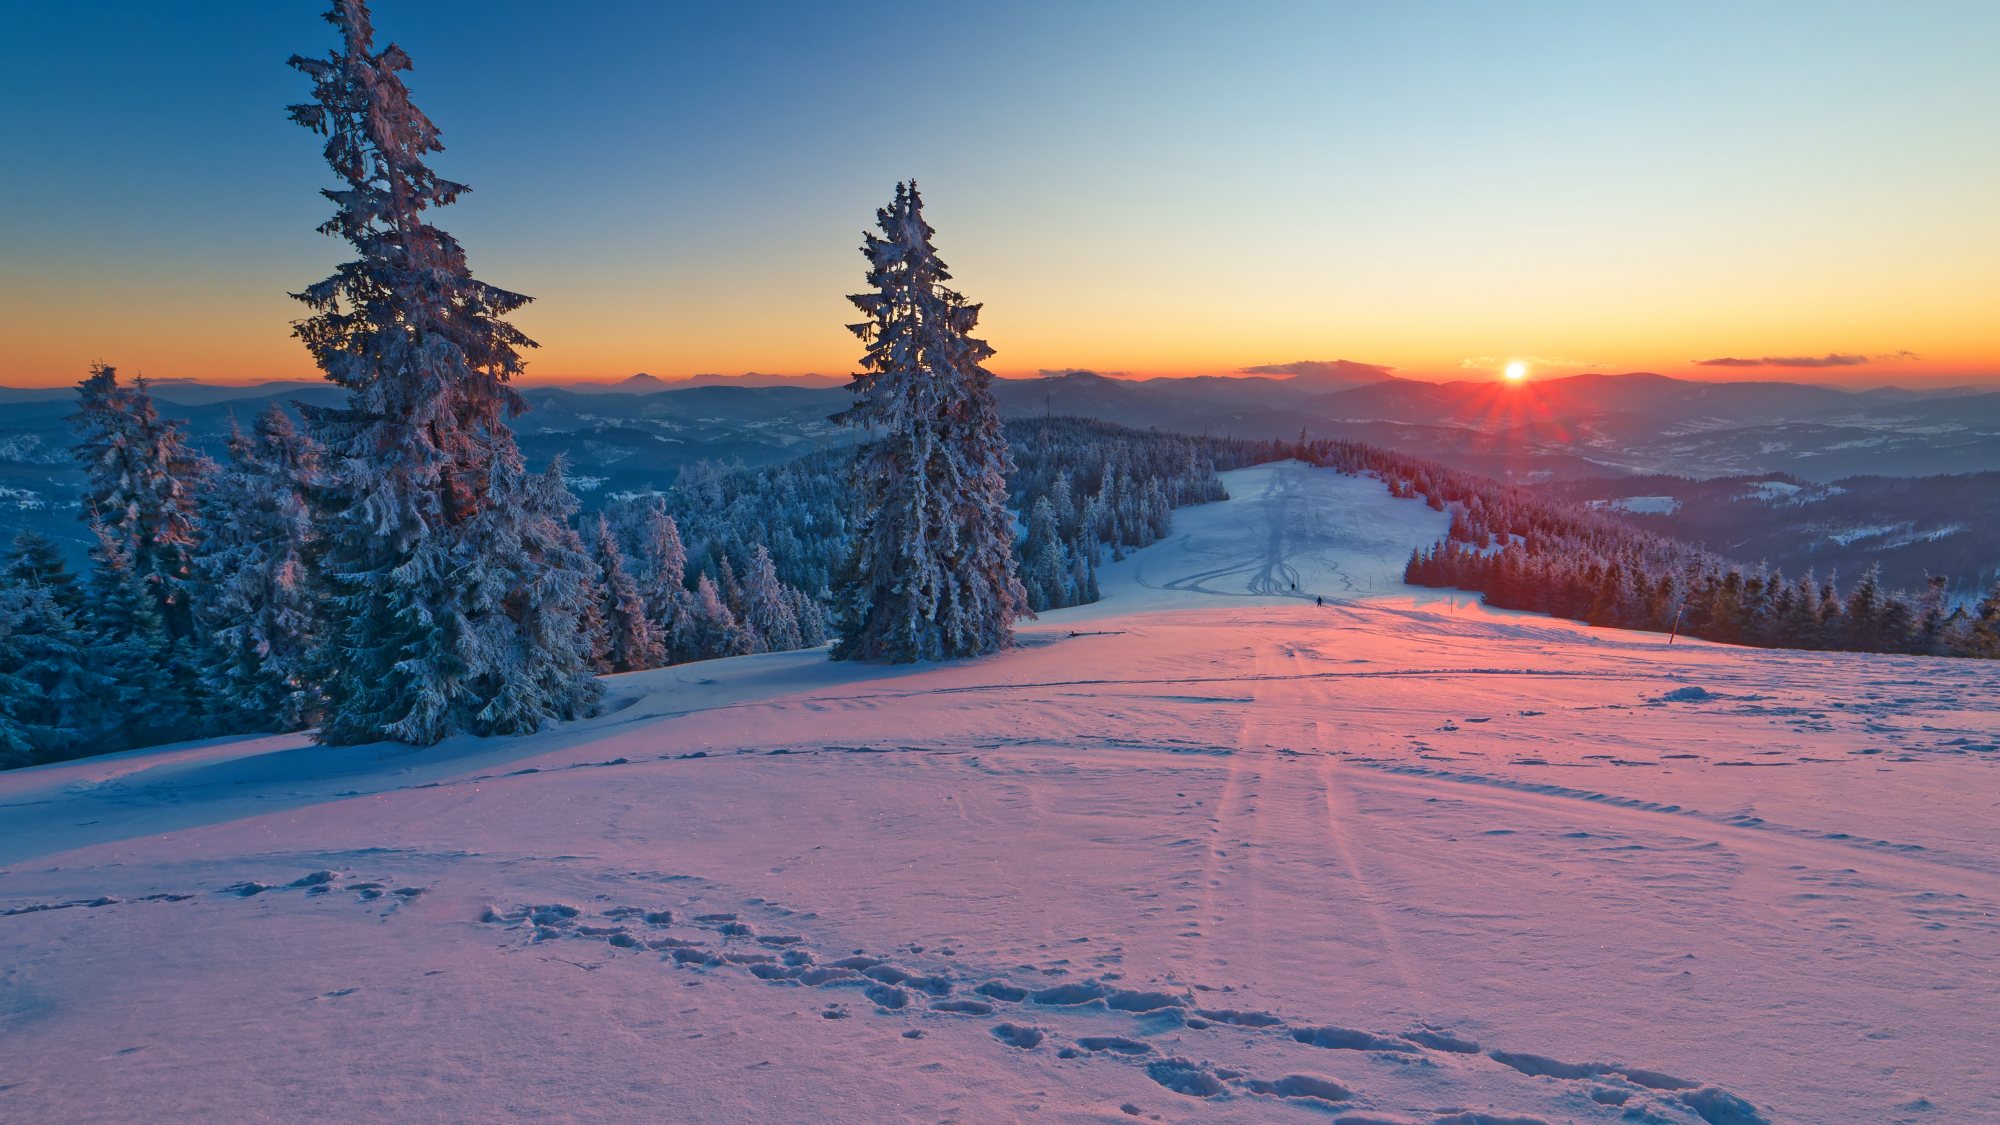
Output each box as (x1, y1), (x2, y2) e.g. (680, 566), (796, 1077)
(2, 462), (1995, 1123)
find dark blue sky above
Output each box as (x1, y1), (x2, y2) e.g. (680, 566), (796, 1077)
(3, 2), (1995, 384)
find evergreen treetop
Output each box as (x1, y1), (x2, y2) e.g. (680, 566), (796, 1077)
(833, 182), (1027, 662)
(69, 365), (210, 642)
(288, 0), (598, 744)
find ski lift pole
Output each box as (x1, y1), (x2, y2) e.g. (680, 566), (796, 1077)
(1668, 604), (1684, 645)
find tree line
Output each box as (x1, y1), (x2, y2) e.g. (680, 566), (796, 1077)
(642, 417), (1264, 625)
(1282, 440), (2000, 658)
(0, 375), (1265, 770)
(1009, 418), (1266, 611)
(1531, 471), (2000, 600)
(0, 368), (832, 768)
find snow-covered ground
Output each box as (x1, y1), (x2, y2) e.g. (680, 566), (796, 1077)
(4, 462), (1996, 1123)
(1586, 495), (1682, 516)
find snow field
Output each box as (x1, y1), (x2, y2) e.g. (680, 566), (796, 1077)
(2, 463), (1995, 1123)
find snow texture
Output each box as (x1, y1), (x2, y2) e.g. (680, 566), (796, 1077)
(2, 463), (1994, 1122)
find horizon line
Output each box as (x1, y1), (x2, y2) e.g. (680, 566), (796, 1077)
(3, 367), (1997, 394)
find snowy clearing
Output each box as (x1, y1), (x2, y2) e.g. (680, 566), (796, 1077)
(3, 462), (1996, 1123)
(1586, 495), (1682, 516)
(1742, 480), (1805, 501)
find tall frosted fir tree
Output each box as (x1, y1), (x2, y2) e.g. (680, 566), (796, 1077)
(85, 521), (182, 750)
(70, 365), (210, 645)
(832, 183), (1028, 662)
(193, 406), (326, 733)
(588, 513), (664, 673)
(288, 0), (599, 745)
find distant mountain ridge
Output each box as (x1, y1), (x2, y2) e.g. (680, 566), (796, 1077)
(4, 367), (1996, 590)
(980, 369), (2000, 479)
(4, 368), (1998, 490)
(1539, 470), (2000, 599)
(523, 372), (851, 393)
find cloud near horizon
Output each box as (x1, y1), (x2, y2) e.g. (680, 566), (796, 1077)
(1237, 359), (1395, 380)
(1692, 353), (1900, 368)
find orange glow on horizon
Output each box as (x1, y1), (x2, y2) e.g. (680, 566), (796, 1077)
(4, 242), (1998, 391)
(0, 274), (1995, 393)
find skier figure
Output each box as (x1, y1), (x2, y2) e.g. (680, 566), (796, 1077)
(1315, 595), (1323, 607)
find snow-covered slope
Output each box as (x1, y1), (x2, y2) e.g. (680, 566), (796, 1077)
(4, 463), (1996, 1123)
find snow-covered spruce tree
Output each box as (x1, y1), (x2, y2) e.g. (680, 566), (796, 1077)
(716, 555), (747, 624)
(0, 613), (35, 767)
(0, 578), (104, 767)
(70, 365), (211, 654)
(5, 532), (89, 622)
(740, 544), (803, 654)
(0, 589), (38, 767)
(1911, 575), (1952, 656)
(589, 513), (663, 673)
(85, 521), (184, 750)
(568, 512), (611, 675)
(679, 573), (750, 660)
(832, 182), (1028, 662)
(193, 406), (327, 733)
(788, 586), (829, 648)
(651, 540), (699, 656)
(450, 459), (604, 732)
(620, 497), (694, 652)
(288, 0), (600, 744)
(1962, 581), (2000, 659)
(1, 534), (106, 763)
(1019, 495), (1071, 612)
(1839, 565), (1913, 653)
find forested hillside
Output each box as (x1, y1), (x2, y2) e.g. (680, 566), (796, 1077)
(0, 378), (1270, 770)
(629, 418), (1270, 618)
(1303, 441), (2000, 658)
(1532, 472), (2000, 598)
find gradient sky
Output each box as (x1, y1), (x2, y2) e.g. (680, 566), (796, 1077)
(2, 1), (1996, 388)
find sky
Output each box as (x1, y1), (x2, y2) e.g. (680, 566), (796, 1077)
(1, 1), (1995, 389)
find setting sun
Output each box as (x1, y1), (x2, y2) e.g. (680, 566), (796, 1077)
(7, 6), (2000, 1123)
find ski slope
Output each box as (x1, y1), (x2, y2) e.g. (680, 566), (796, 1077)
(3, 462), (1997, 1123)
